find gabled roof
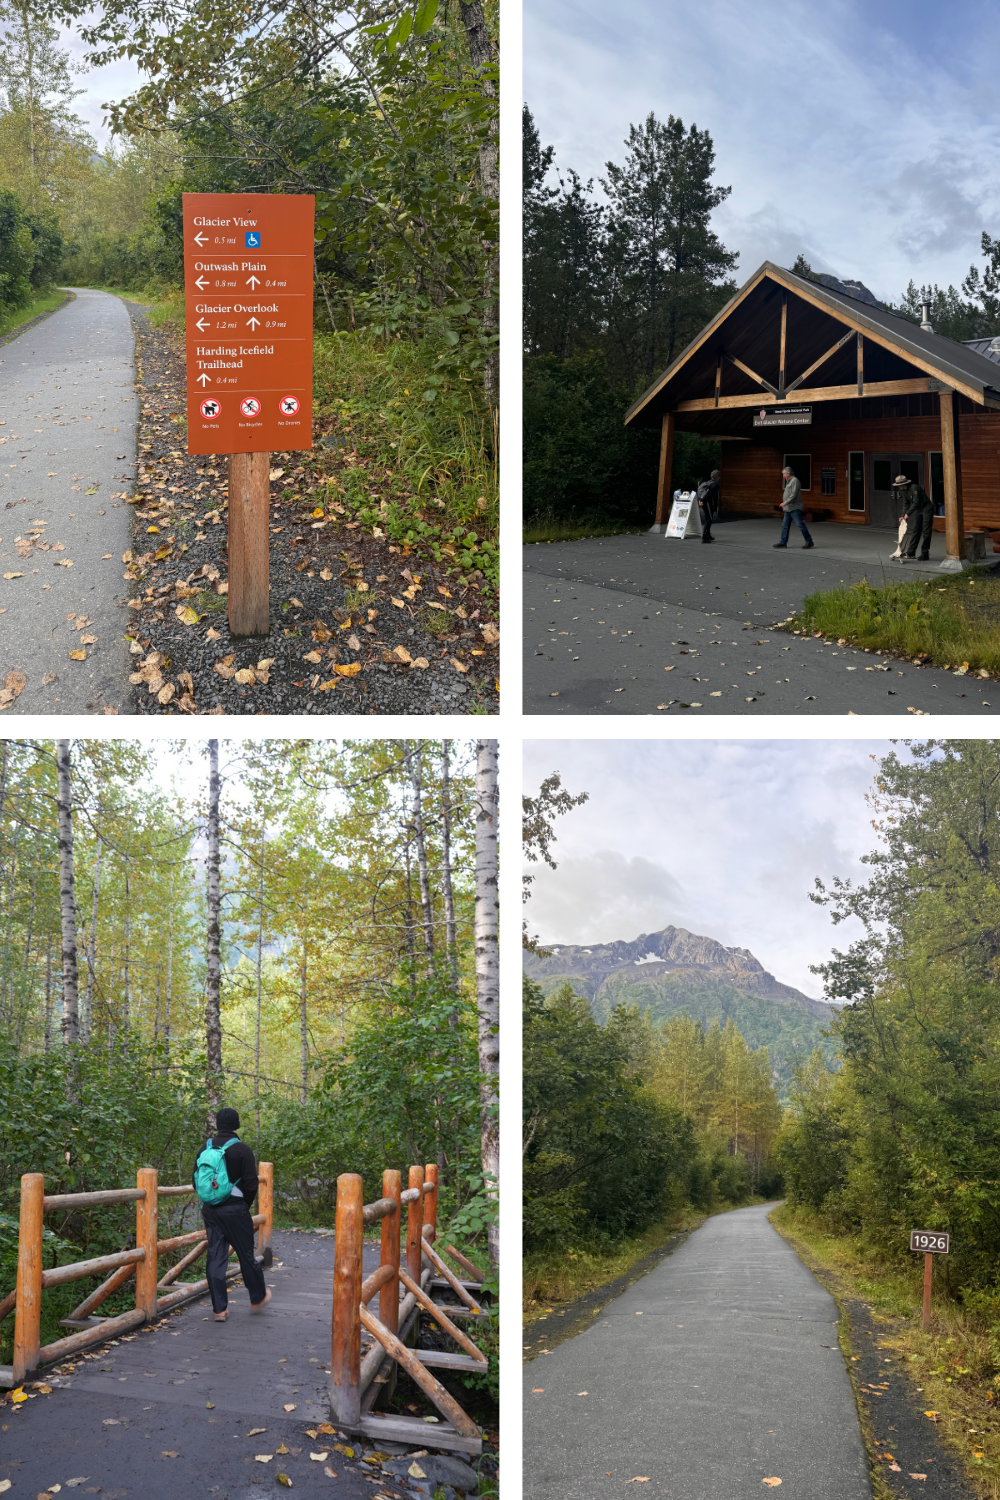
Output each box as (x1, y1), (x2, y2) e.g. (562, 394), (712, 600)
(963, 335), (1000, 367)
(625, 261), (1000, 427)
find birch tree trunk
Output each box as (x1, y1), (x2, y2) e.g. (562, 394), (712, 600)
(408, 740), (435, 969)
(44, 934), (53, 1053)
(122, 865), (131, 1055)
(55, 739), (80, 1044)
(205, 739), (223, 1115)
(474, 738), (499, 1268)
(255, 823), (265, 1136)
(165, 870), (173, 1063)
(440, 741), (459, 998)
(300, 948), (308, 1104)
(82, 834), (102, 1046)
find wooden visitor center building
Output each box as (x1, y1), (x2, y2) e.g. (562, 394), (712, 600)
(625, 262), (1000, 568)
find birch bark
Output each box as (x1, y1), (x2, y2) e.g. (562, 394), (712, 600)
(55, 739), (79, 1044)
(205, 739), (223, 1114)
(474, 738), (499, 1268)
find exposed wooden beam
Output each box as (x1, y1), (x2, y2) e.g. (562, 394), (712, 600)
(857, 333), (864, 397)
(778, 292), (787, 395)
(941, 391), (966, 563)
(654, 412), (675, 526)
(784, 329), (854, 394)
(676, 377), (936, 413)
(723, 349), (779, 397)
(714, 352), (721, 409)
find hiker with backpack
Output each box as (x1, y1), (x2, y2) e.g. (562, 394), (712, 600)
(697, 470), (721, 543)
(193, 1107), (272, 1322)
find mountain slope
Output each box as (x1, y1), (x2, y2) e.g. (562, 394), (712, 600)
(523, 924), (838, 1093)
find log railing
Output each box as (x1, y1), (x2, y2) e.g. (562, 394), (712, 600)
(330, 1163), (489, 1457)
(2, 1162), (273, 1385)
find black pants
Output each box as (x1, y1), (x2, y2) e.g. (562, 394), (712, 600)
(202, 1199), (267, 1311)
(903, 509), (933, 558)
(699, 500), (713, 538)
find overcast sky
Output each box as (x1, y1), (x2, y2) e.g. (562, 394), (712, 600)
(524, 0), (1000, 304)
(522, 739), (920, 998)
(59, 16), (142, 151)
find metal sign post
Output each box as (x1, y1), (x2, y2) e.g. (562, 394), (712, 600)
(182, 192), (315, 637)
(909, 1230), (950, 1330)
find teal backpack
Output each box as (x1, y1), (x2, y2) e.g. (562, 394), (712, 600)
(194, 1138), (241, 1205)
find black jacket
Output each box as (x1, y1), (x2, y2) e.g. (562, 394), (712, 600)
(192, 1133), (259, 1207)
(900, 482), (932, 518)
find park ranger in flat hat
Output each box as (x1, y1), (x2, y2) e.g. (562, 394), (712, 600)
(892, 472), (934, 563)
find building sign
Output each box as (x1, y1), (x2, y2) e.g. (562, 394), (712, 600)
(753, 405), (812, 427)
(183, 193), (315, 454)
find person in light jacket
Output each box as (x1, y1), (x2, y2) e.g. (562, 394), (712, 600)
(773, 466), (814, 549)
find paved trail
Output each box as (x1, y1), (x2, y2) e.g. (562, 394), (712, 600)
(0, 1229), (396, 1498)
(524, 521), (1000, 715)
(523, 1203), (871, 1500)
(0, 289), (138, 715)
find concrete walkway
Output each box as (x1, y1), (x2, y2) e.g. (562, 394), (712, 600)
(524, 518), (1000, 715)
(523, 1203), (871, 1500)
(0, 289), (138, 715)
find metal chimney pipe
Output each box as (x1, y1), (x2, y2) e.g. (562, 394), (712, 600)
(920, 300), (934, 332)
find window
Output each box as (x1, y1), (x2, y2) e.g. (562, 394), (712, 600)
(821, 466), (836, 496)
(873, 458), (893, 492)
(783, 453), (811, 490)
(848, 451), (865, 511)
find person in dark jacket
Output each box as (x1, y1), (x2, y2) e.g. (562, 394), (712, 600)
(697, 470), (721, 543)
(193, 1107), (271, 1321)
(893, 474), (934, 561)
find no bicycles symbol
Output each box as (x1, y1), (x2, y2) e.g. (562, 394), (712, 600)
(240, 397), (262, 418)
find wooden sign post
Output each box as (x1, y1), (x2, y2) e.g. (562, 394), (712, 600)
(182, 192), (315, 637)
(910, 1229), (949, 1330)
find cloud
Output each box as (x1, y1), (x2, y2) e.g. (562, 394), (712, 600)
(529, 851), (689, 946)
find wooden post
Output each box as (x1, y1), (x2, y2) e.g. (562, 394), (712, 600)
(424, 1163), (438, 1244)
(13, 1173), (44, 1383)
(857, 332), (864, 397)
(330, 1172), (363, 1425)
(135, 1167), (158, 1321)
(778, 292), (787, 396)
(941, 389), (967, 565)
(379, 1169), (401, 1339)
(923, 1252), (933, 1331)
(257, 1161), (273, 1266)
(227, 452), (270, 637)
(406, 1165), (424, 1286)
(714, 352), (722, 409)
(653, 412), (676, 527)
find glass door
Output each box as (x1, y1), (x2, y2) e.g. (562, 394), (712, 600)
(868, 452), (925, 529)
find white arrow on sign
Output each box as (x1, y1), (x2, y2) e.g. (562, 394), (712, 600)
(196, 317), (211, 331)
(246, 316), (260, 330)
(246, 275), (260, 288)
(197, 373), (211, 386)
(193, 232), (208, 245)
(195, 275), (209, 289)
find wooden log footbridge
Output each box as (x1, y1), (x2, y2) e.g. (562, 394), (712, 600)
(331, 1164), (489, 1456)
(0, 1164), (274, 1387)
(0, 1158), (489, 1459)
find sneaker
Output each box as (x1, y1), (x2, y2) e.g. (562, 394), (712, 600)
(701, 536), (714, 543)
(803, 542), (814, 549)
(773, 543), (787, 549)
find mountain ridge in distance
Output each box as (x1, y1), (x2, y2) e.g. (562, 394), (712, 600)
(522, 923), (838, 1092)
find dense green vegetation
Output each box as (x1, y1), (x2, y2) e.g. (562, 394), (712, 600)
(530, 966), (836, 1095)
(0, 738), (499, 1365)
(778, 742), (1000, 1297)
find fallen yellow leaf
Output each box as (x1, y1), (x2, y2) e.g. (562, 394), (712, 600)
(277, 1476), (293, 1488)
(157, 683), (174, 704)
(283, 1403), (297, 1412)
(320, 568), (332, 580)
(303, 1430), (318, 1440)
(393, 645), (412, 663)
(3, 572), (24, 579)
(450, 657), (468, 673)
(235, 668), (256, 685)
(275, 1443), (290, 1455)
(290, 596), (303, 608)
(762, 1482), (782, 1490)
(161, 1450), (179, 1458)
(310, 1452), (329, 1461)
(391, 596), (405, 608)
(254, 1454), (273, 1463)
(334, 662), (361, 676)
(80, 634), (97, 645)
(175, 605), (200, 625)
(412, 657), (429, 669)
(247, 1428), (267, 1436)
(303, 650), (323, 664)
(317, 1424), (336, 1435)
(317, 679), (338, 691)
(69, 649), (86, 661)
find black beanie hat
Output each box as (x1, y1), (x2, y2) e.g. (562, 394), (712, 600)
(216, 1107), (240, 1132)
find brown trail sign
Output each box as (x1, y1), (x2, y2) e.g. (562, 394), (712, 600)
(183, 192), (315, 636)
(910, 1229), (950, 1330)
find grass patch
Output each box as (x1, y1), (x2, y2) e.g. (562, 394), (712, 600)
(783, 571), (1000, 675)
(772, 1203), (1000, 1497)
(0, 288), (70, 342)
(523, 511), (646, 544)
(523, 1203), (763, 1324)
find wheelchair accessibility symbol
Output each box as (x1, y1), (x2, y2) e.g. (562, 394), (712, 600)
(280, 395), (300, 415)
(240, 397), (261, 417)
(200, 398), (221, 419)
(245, 231), (261, 248)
